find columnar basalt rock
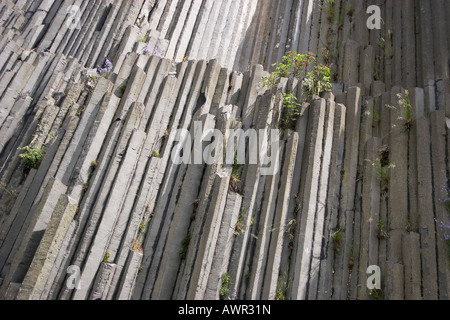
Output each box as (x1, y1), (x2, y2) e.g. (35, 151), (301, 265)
(0, 0), (448, 301)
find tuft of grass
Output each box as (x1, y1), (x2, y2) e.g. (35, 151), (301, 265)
(219, 273), (232, 299)
(90, 160), (98, 170)
(369, 288), (383, 300)
(179, 233), (191, 261)
(102, 250), (110, 263)
(366, 158), (395, 195)
(136, 31), (148, 43)
(230, 152), (243, 193)
(332, 227), (343, 252)
(326, 0), (336, 23)
(138, 218), (149, 235)
(377, 219), (389, 239)
(234, 208), (247, 235)
(276, 279), (289, 300)
(152, 150), (160, 158)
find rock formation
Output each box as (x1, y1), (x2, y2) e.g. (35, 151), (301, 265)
(0, 0), (449, 300)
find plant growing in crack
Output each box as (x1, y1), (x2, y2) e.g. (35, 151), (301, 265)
(18, 145), (44, 170)
(332, 227), (343, 252)
(234, 208), (247, 235)
(276, 279), (289, 300)
(386, 90), (413, 131)
(325, 0), (336, 23)
(230, 152), (243, 193)
(179, 232), (191, 261)
(303, 64), (332, 96)
(102, 250), (110, 263)
(438, 183), (450, 214)
(346, 3), (355, 17)
(97, 57), (113, 78)
(219, 273), (232, 299)
(280, 93), (302, 130)
(260, 51), (332, 129)
(365, 157), (395, 195)
(152, 150), (160, 158)
(261, 51), (316, 87)
(377, 219), (389, 239)
(369, 288), (383, 300)
(136, 29), (148, 43)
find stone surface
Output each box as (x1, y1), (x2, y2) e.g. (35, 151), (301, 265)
(0, 0), (448, 301)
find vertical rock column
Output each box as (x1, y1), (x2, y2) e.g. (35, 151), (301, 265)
(357, 137), (381, 300)
(332, 86), (361, 300)
(387, 87), (408, 263)
(15, 194), (78, 300)
(289, 97), (326, 300)
(430, 110), (450, 299)
(307, 97), (336, 300)
(317, 102), (346, 300)
(415, 116), (438, 299)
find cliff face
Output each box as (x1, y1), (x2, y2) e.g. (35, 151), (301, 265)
(0, 0), (448, 300)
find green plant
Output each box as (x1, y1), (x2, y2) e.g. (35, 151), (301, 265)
(276, 271), (290, 300)
(76, 105), (86, 117)
(280, 93), (302, 130)
(377, 219), (388, 239)
(152, 150), (160, 158)
(286, 218), (297, 241)
(234, 208), (247, 235)
(83, 182), (89, 192)
(302, 64), (332, 96)
(439, 184), (450, 214)
(366, 158), (395, 185)
(86, 70), (99, 89)
(138, 218), (148, 235)
(18, 145), (44, 170)
(321, 47), (333, 67)
(372, 106), (380, 123)
(137, 30), (148, 43)
(102, 250), (110, 263)
(261, 51), (332, 130)
(369, 288), (383, 300)
(332, 227), (343, 252)
(230, 152), (243, 193)
(338, 12), (344, 29)
(179, 233), (191, 261)
(90, 160), (98, 170)
(389, 90), (413, 131)
(219, 273), (231, 299)
(118, 82), (127, 96)
(325, 0), (336, 23)
(276, 279), (289, 300)
(89, 160), (98, 178)
(261, 51), (317, 88)
(384, 45), (394, 59)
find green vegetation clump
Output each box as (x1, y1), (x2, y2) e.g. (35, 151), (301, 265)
(332, 227), (343, 252)
(152, 150), (161, 158)
(260, 51), (332, 130)
(179, 233), (191, 261)
(18, 146), (44, 170)
(102, 250), (110, 263)
(219, 273), (231, 299)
